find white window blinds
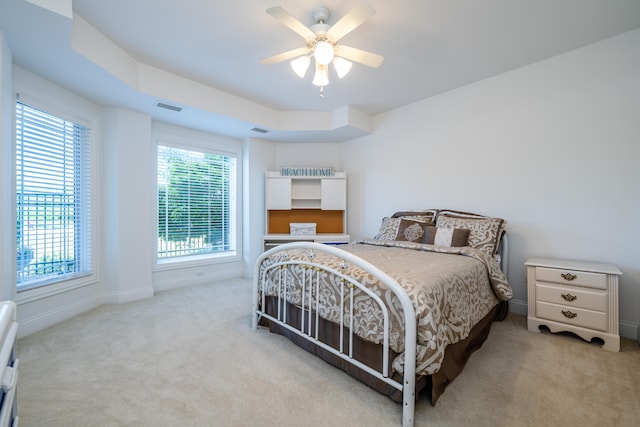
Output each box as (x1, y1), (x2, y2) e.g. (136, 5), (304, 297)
(157, 145), (236, 259)
(15, 101), (92, 291)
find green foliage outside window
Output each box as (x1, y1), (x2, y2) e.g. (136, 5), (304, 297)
(157, 146), (235, 258)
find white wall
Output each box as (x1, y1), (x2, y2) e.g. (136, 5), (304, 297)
(102, 107), (154, 303)
(243, 138), (276, 277)
(341, 29), (640, 339)
(0, 32), (13, 301)
(275, 142), (343, 171)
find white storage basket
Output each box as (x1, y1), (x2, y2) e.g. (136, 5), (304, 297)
(290, 223), (316, 235)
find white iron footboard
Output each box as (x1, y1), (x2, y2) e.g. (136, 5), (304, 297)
(252, 242), (417, 427)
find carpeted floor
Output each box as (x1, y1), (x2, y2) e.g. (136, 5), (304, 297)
(16, 278), (640, 426)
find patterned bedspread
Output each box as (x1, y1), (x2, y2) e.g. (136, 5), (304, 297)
(257, 239), (512, 376)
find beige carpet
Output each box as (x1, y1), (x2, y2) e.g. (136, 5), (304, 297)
(16, 278), (640, 426)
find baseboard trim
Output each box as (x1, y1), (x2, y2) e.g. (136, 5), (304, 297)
(102, 286), (154, 304)
(17, 294), (101, 338)
(153, 270), (242, 293)
(620, 320), (639, 342)
(508, 298), (527, 316)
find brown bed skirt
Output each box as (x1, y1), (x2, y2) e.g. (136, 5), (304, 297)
(260, 298), (508, 405)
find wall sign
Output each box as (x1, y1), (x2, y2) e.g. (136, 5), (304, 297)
(279, 167), (335, 177)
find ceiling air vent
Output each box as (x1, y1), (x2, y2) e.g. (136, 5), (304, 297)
(251, 127), (268, 134)
(156, 102), (182, 112)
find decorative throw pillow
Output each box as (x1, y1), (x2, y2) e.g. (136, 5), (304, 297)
(436, 211), (505, 255)
(373, 217), (426, 242)
(395, 219), (426, 242)
(422, 226), (470, 247)
(373, 217), (401, 240)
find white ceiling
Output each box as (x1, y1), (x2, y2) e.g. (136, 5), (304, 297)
(2, 0), (640, 142)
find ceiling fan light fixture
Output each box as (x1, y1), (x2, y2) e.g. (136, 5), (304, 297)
(312, 63), (329, 87)
(314, 40), (334, 65)
(263, 4), (384, 97)
(290, 55), (311, 78)
(333, 57), (352, 79)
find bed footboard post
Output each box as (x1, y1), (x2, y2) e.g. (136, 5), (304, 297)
(252, 250), (271, 330)
(399, 295), (417, 427)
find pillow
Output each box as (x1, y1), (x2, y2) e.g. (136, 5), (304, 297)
(423, 226), (470, 247)
(373, 217), (426, 242)
(396, 219), (426, 242)
(391, 210), (438, 225)
(373, 217), (400, 240)
(436, 211), (506, 255)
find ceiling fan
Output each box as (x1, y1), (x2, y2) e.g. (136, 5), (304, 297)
(262, 2), (384, 94)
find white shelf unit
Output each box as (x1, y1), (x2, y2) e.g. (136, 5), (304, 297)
(264, 171), (348, 250)
(266, 171), (347, 211)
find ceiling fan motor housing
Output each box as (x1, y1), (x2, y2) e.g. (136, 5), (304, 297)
(312, 7), (330, 24)
(311, 7), (331, 39)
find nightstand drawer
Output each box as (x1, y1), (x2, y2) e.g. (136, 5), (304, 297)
(536, 267), (607, 290)
(535, 283), (606, 311)
(536, 301), (606, 331)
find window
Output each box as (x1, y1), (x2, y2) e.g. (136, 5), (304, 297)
(157, 144), (236, 260)
(15, 101), (93, 291)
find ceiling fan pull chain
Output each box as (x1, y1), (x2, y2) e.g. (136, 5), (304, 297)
(320, 86), (324, 98)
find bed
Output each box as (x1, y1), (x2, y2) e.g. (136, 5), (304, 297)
(252, 210), (513, 427)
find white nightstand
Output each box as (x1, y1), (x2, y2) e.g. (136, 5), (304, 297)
(526, 257), (623, 352)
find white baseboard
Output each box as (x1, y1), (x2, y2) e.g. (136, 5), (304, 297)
(153, 270), (241, 293)
(17, 295), (101, 338)
(102, 286), (154, 304)
(620, 320), (639, 342)
(508, 298), (528, 316)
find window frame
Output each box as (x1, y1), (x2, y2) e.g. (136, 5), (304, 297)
(153, 127), (242, 269)
(12, 84), (99, 302)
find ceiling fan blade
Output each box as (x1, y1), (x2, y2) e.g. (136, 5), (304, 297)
(334, 45), (384, 68)
(261, 47), (310, 65)
(266, 6), (316, 43)
(325, 1), (376, 42)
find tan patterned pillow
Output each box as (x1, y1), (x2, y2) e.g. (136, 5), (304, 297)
(373, 217), (426, 242)
(422, 226), (470, 247)
(373, 217), (401, 240)
(436, 211), (505, 255)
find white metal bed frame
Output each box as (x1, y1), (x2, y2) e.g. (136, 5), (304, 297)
(253, 241), (417, 426)
(252, 235), (508, 427)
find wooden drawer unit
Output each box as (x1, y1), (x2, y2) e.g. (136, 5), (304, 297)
(535, 267), (607, 289)
(535, 301), (606, 331)
(535, 282), (607, 312)
(526, 257), (622, 352)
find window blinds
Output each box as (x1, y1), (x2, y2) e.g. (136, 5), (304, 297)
(15, 101), (92, 291)
(157, 145), (236, 259)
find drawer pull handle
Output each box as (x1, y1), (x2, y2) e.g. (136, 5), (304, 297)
(561, 310), (577, 319)
(561, 273), (577, 281)
(561, 293), (577, 302)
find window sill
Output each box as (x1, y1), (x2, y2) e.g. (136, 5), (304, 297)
(15, 274), (98, 305)
(154, 251), (240, 272)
